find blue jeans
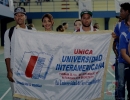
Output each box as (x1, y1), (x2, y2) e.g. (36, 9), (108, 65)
(115, 60), (118, 99)
(117, 63), (130, 100)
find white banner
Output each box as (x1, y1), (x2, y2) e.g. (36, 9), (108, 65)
(78, 0), (93, 18)
(115, 0), (130, 13)
(12, 29), (112, 100)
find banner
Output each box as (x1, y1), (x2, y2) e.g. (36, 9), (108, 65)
(12, 29), (112, 100)
(78, 0), (93, 18)
(115, 0), (130, 13)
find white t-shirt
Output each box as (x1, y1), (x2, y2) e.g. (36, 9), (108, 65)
(80, 25), (98, 32)
(4, 26), (30, 69)
(74, 25), (98, 32)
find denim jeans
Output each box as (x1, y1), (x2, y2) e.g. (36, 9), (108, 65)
(117, 63), (130, 100)
(115, 60), (118, 100)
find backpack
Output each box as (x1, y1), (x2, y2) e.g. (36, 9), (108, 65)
(8, 25), (32, 41)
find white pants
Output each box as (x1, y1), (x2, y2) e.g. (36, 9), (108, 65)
(10, 82), (21, 100)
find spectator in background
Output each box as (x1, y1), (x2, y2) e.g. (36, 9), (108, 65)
(19, 0), (26, 6)
(117, 14), (130, 100)
(42, 13), (54, 31)
(62, 0), (69, 2)
(93, 23), (99, 29)
(75, 10), (97, 32)
(74, 19), (82, 31)
(56, 25), (64, 32)
(26, 0), (30, 6)
(3, 0), (9, 6)
(0, 0), (3, 4)
(75, 0), (79, 6)
(27, 23), (36, 30)
(36, 0), (42, 5)
(62, 22), (68, 31)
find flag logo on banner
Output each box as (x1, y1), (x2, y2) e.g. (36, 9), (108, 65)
(16, 51), (53, 80)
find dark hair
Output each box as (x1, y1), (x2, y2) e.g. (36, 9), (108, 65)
(42, 13), (54, 27)
(120, 3), (130, 13)
(93, 23), (99, 29)
(62, 22), (67, 26)
(56, 25), (64, 32)
(94, 23), (98, 26)
(125, 14), (130, 25)
(94, 23), (98, 25)
(28, 23), (34, 28)
(74, 19), (81, 26)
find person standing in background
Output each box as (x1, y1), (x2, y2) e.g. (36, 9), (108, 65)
(3, 0), (9, 6)
(19, 0), (26, 6)
(113, 2), (130, 100)
(117, 14), (130, 100)
(56, 25), (64, 32)
(36, 0), (42, 5)
(74, 19), (82, 31)
(93, 23), (99, 29)
(62, 22), (68, 31)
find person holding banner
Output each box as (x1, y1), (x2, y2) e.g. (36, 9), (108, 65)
(75, 10), (97, 32)
(42, 13), (54, 31)
(113, 3), (130, 100)
(118, 14), (130, 100)
(4, 7), (33, 100)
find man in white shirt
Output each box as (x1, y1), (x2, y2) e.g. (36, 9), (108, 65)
(4, 7), (32, 100)
(76, 10), (97, 32)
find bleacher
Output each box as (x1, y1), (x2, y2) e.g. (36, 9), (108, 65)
(13, 0), (115, 12)
(93, 0), (115, 11)
(14, 0), (78, 12)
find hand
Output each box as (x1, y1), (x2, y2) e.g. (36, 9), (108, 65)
(111, 32), (118, 39)
(7, 71), (14, 82)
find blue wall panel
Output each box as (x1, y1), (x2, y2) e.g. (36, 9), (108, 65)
(26, 11), (119, 19)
